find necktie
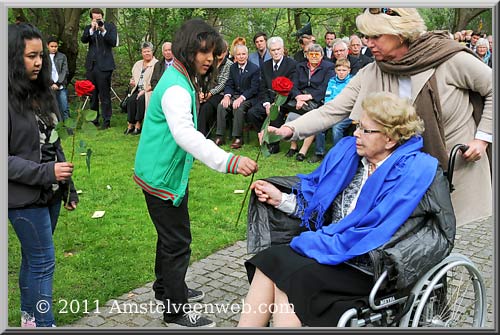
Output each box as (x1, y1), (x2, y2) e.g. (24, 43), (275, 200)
(239, 67), (244, 75)
(274, 63), (278, 72)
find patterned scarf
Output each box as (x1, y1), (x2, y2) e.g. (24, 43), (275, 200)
(291, 136), (438, 266)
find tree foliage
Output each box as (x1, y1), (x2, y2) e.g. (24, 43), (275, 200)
(8, 7), (493, 94)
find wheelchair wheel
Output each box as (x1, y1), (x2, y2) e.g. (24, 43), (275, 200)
(407, 254), (486, 327)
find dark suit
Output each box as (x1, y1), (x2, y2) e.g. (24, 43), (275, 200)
(216, 61), (260, 138)
(247, 57), (297, 131)
(323, 47), (335, 62)
(81, 21), (117, 128)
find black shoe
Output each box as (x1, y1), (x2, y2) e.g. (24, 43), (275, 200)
(296, 153), (306, 161)
(268, 142), (280, 154)
(99, 123), (110, 130)
(187, 288), (205, 302)
(124, 127), (134, 135)
(131, 128), (141, 135)
(164, 311), (216, 327)
(308, 154), (324, 163)
(92, 120), (100, 128)
(285, 148), (298, 157)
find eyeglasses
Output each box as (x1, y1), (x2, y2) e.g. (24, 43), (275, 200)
(334, 49), (347, 53)
(307, 52), (322, 58)
(355, 122), (382, 134)
(367, 8), (400, 17)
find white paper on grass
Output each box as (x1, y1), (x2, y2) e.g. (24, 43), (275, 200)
(91, 211), (106, 219)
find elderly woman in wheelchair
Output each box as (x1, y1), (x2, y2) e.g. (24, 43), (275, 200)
(239, 92), (486, 328)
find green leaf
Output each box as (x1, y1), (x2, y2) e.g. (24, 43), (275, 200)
(260, 117), (271, 144)
(269, 104), (279, 121)
(78, 140), (87, 154)
(81, 121), (98, 136)
(64, 118), (77, 129)
(260, 143), (271, 158)
(85, 148), (92, 174)
(267, 133), (282, 143)
(82, 109), (98, 122)
(56, 122), (70, 140)
(275, 94), (287, 106)
(49, 129), (59, 143)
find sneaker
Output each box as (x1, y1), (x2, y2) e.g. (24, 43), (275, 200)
(165, 310), (216, 327)
(21, 311), (36, 328)
(155, 288), (205, 304)
(308, 154), (324, 163)
(187, 288), (205, 302)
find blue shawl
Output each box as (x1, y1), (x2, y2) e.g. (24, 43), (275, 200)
(290, 136), (438, 265)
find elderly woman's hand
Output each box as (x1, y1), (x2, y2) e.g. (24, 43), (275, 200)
(251, 180), (282, 206)
(462, 139), (489, 162)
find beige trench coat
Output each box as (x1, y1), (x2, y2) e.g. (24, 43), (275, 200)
(287, 51), (492, 226)
(130, 57), (158, 111)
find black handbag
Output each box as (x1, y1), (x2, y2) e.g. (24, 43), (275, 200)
(120, 88), (132, 113)
(285, 98), (319, 115)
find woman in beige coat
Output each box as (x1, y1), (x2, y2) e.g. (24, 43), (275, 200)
(271, 8), (492, 226)
(125, 41), (158, 135)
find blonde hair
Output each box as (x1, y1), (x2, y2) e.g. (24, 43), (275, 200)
(335, 58), (350, 68)
(356, 8), (426, 43)
(361, 92), (424, 144)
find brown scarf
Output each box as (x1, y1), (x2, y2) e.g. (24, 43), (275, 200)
(377, 31), (483, 170)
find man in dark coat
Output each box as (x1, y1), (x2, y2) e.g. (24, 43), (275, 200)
(215, 44), (260, 149)
(81, 8), (118, 130)
(247, 36), (297, 154)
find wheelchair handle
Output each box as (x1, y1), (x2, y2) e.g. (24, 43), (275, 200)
(447, 144), (469, 193)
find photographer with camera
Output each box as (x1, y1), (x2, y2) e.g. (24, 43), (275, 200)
(81, 8), (118, 130)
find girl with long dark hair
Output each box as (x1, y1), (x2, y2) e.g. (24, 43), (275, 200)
(8, 23), (78, 328)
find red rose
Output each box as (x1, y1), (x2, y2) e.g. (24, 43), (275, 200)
(75, 80), (95, 97)
(271, 76), (293, 97)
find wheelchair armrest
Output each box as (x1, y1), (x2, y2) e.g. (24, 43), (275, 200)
(368, 271), (408, 310)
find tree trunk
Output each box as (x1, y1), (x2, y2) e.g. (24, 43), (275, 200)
(59, 8), (85, 84)
(452, 8), (488, 32)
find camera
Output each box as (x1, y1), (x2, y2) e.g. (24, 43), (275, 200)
(97, 20), (104, 27)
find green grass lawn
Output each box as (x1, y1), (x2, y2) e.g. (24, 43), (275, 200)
(7, 110), (319, 326)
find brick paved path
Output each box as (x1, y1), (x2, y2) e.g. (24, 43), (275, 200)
(68, 216), (494, 328)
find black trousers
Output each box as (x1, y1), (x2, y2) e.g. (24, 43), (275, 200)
(86, 67), (113, 126)
(127, 90), (146, 124)
(143, 190), (191, 319)
(198, 94), (223, 136)
(247, 103), (287, 137)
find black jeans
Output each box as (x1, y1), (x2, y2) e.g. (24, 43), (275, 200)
(143, 190), (191, 319)
(127, 90), (146, 124)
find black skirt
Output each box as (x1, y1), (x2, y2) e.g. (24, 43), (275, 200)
(245, 244), (374, 327)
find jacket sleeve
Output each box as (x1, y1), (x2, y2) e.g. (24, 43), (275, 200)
(58, 53), (69, 86)
(209, 60), (231, 95)
(223, 67), (236, 96)
(242, 67), (260, 100)
(8, 156), (57, 186)
(102, 22), (118, 48)
(81, 25), (91, 43)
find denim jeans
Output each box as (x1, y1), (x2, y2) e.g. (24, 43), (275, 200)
(55, 88), (70, 120)
(9, 202), (61, 327)
(314, 118), (352, 155)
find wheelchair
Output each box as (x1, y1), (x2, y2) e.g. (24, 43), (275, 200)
(247, 144), (487, 328)
(337, 144), (487, 328)
(337, 252), (486, 327)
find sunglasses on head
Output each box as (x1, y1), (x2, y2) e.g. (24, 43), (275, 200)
(367, 8), (400, 17)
